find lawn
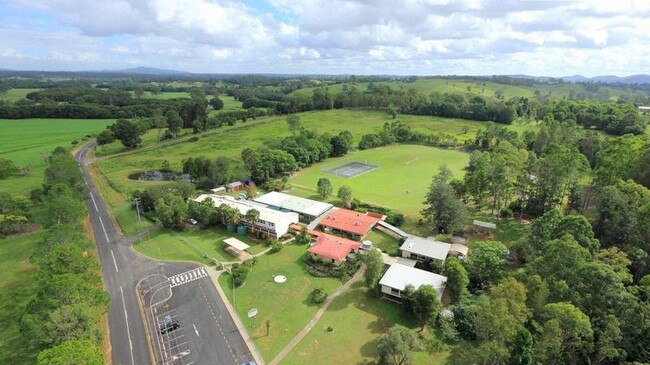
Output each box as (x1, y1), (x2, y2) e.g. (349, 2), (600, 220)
(133, 226), (268, 264)
(0, 118), (114, 195)
(218, 244), (342, 360)
(366, 229), (402, 256)
(289, 144), (470, 233)
(0, 232), (41, 365)
(1, 88), (41, 102)
(282, 282), (451, 365)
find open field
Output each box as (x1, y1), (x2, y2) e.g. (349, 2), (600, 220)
(0, 118), (114, 195)
(289, 145), (470, 232)
(133, 226), (268, 264)
(0, 232), (41, 365)
(139, 91), (192, 99)
(282, 282), (451, 365)
(207, 95), (244, 113)
(290, 77), (632, 101)
(93, 110), (505, 198)
(1, 88), (41, 102)
(218, 244), (342, 360)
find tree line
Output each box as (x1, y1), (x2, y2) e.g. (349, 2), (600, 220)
(18, 147), (108, 365)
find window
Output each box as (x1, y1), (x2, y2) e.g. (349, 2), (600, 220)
(390, 288), (400, 295)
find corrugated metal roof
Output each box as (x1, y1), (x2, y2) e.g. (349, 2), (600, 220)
(400, 236), (451, 261)
(254, 191), (333, 217)
(379, 264), (447, 297)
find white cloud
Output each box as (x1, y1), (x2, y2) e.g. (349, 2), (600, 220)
(1, 0), (649, 75)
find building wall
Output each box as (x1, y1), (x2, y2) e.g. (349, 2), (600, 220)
(381, 285), (402, 298)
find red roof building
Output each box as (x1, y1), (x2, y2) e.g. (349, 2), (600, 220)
(318, 208), (381, 240)
(307, 232), (362, 264)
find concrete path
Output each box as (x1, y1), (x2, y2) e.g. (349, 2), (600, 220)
(268, 264), (367, 365)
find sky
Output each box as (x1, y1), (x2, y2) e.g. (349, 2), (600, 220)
(1, 0), (649, 76)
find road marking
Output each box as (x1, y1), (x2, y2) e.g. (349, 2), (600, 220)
(193, 324), (200, 338)
(111, 250), (119, 272)
(98, 216), (110, 242)
(168, 267), (208, 288)
(120, 286), (135, 365)
(89, 192), (99, 212)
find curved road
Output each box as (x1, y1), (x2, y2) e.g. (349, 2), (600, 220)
(75, 142), (254, 365)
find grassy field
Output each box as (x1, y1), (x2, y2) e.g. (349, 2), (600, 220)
(290, 77), (631, 101)
(289, 145), (470, 233)
(93, 110), (494, 199)
(133, 226), (268, 264)
(1, 88), (41, 102)
(218, 244), (342, 360)
(139, 91), (192, 99)
(0, 232), (41, 365)
(282, 282), (451, 365)
(0, 118), (114, 195)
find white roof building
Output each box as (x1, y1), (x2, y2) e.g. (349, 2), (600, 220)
(400, 236), (451, 262)
(253, 191), (333, 220)
(195, 194), (298, 238)
(379, 263), (447, 299)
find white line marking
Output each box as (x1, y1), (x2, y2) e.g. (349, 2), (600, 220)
(89, 193), (99, 212)
(111, 250), (119, 272)
(193, 324), (200, 338)
(98, 216), (110, 242)
(120, 286), (135, 365)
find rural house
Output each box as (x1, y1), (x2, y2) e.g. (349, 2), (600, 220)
(318, 208), (381, 240)
(307, 231), (362, 265)
(379, 263), (447, 301)
(399, 236), (451, 264)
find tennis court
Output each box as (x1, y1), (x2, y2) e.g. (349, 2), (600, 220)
(327, 162), (379, 178)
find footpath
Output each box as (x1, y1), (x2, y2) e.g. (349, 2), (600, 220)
(268, 264), (366, 365)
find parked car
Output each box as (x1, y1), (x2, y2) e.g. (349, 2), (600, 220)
(160, 315), (180, 334)
(187, 218), (198, 225)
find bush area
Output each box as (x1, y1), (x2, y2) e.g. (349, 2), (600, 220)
(305, 254), (361, 282)
(18, 148), (109, 363)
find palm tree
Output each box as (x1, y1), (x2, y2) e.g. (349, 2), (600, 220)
(244, 209), (260, 234)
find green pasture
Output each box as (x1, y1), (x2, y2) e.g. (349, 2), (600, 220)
(282, 282), (451, 365)
(1, 88), (41, 102)
(133, 226), (268, 264)
(93, 110), (494, 198)
(289, 145), (470, 232)
(0, 118), (113, 195)
(218, 244), (342, 360)
(0, 232), (41, 365)
(139, 91), (192, 99)
(289, 77), (629, 101)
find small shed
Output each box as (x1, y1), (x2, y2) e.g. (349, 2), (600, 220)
(223, 237), (252, 260)
(226, 181), (244, 192)
(449, 243), (469, 258)
(210, 186), (226, 193)
(473, 220), (497, 230)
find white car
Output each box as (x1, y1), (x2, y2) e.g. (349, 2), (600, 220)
(187, 218), (198, 225)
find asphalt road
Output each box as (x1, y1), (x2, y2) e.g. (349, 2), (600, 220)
(75, 143), (254, 365)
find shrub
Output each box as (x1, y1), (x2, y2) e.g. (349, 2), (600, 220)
(231, 260), (254, 287)
(386, 212), (405, 227)
(310, 288), (328, 304)
(500, 208), (513, 218)
(270, 240), (283, 253)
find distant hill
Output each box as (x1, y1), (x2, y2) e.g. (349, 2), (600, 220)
(562, 74), (650, 84)
(104, 67), (192, 75)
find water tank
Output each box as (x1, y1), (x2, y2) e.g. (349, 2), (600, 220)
(237, 225), (247, 235)
(361, 240), (373, 250)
